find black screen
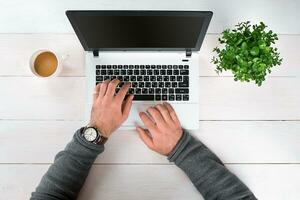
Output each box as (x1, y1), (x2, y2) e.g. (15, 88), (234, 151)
(67, 11), (213, 50)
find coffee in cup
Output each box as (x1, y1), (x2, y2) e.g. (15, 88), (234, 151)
(30, 50), (63, 78)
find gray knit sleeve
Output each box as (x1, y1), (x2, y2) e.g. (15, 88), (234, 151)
(168, 130), (257, 200)
(30, 128), (104, 200)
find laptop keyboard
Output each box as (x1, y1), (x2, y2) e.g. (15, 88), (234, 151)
(95, 64), (189, 101)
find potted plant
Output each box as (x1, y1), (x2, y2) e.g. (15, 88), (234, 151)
(212, 21), (283, 86)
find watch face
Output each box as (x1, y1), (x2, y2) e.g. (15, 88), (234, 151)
(83, 128), (98, 142)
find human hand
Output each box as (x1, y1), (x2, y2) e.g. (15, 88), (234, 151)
(136, 102), (183, 156)
(89, 79), (134, 138)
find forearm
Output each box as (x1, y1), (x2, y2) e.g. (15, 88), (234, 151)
(168, 131), (257, 200)
(31, 128), (104, 200)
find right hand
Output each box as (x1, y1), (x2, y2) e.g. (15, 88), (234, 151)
(136, 102), (183, 156)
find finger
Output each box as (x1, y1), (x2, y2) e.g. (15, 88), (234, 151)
(106, 79), (120, 97)
(116, 82), (130, 102)
(93, 83), (101, 102)
(147, 106), (165, 125)
(136, 126), (155, 150)
(122, 94), (134, 120)
(163, 102), (180, 124)
(155, 104), (172, 123)
(98, 80), (110, 99)
(139, 112), (157, 133)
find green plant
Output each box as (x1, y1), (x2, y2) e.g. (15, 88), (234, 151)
(212, 21), (282, 86)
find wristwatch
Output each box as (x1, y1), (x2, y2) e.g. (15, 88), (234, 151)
(81, 126), (108, 145)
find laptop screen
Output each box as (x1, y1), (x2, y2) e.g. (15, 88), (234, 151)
(66, 11), (213, 51)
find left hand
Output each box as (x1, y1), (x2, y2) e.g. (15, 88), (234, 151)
(89, 79), (134, 138)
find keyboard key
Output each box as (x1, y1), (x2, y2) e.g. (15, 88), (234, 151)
(118, 65), (122, 69)
(163, 76), (169, 81)
(121, 70), (126, 75)
(159, 82), (164, 87)
(165, 82), (171, 88)
(183, 95), (189, 101)
(179, 65), (183, 69)
(180, 69), (189, 75)
(101, 70), (106, 75)
(184, 65), (189, 69)
(179, 82), (189, 87)
(142, 88), (148, 94)
(157, 76), (162, 81)
(124, 76), (130, 81)
(175, 88), (189, 94)
(140, 65), (145, 69)
(145, 82), (151, 87)
(141, 69), (146, 75)
(96, 70), (100, 75)
(134, 70), (139, 75)
(127, 70), (133, 75)
(113, 65), (117, 69)
(151, 65), (156, 69)
(144, 76), (149, 81)
(117, 76), (123, 81)
(152, 82), (158, 87)
(169, 88), (175, 93)
(169, 94), (175, 101)
(160, 70), (166, 75)
(132, 82), (138, 88)
(111, 76), (116, 80)
(170, 76), (176, 81)
(133, 95), (154, 101)
(130, 76), (136, 81)
(162, 95), (168, 101)
(135, 88), (141, 94)
(96, 65), (101, 69)
(177, 76), (182, 81)
(128, 88), (134, 94)
(162, 88), (168, 94)
(124, 65), (128, 69)
(176, 95), (182, 101)
(135, 65), (139, 69)
(150, 76), (156, 81)
(155, 88), (162, 94)
(172, 82), (178, 87)
(146, 65), (150, 69)
(137, 76), (143, 81)
(147, 70), (153, 75)
(173, 70), (179, 75)
(173, 65), (178, 69)
(138, 82), (145, 87)
(162, 65), (167, 69)
(149, 88), (154, 94)
(155, 95), (161, 101)
(168, 65), (172, 69)
(129, 65), (134, 69)
(104, 76), (110, 80)
(107, 65), (112, 69)
(96, 76), (103, 81)
(107, 70), (113, 75)
(154, 70), (159, 75)
(157, 65), (161, 69)
(114, 70), (119, 75)
(167, 70), (172, 75)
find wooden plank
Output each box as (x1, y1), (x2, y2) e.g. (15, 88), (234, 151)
(0, 164), (299, 200)
(1, 121), (299, 164)
(0, 77), (299, 120)
(0, 77), (85, 120)
(0, 34), (299, 77)
(0, 34), (84, 76)
(0, 0), (299, 34)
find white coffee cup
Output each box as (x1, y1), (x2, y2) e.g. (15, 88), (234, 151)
(29, 50), (64, 78)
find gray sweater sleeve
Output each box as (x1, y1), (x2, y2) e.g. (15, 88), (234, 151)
(30, 128), (104, 200)
(168, 130), (257, 200)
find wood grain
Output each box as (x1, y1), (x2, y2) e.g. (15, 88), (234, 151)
(0, 0), (299, 34)
(0, 34), (299, 77)
(1, 121), (299, 164)
(1, 164), (299, 200)
(0, 77), (299, 120)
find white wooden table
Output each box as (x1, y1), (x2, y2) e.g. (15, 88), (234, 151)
(0, 1), (300, 199)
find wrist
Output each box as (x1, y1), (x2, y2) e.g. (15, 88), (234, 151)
(88, 121), (110, 138)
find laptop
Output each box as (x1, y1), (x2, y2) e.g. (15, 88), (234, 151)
(66, 10), (213, 130)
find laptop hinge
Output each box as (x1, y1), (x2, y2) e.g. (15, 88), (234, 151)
(186, 49), (192, 57)
(93, 50), (99, 57)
